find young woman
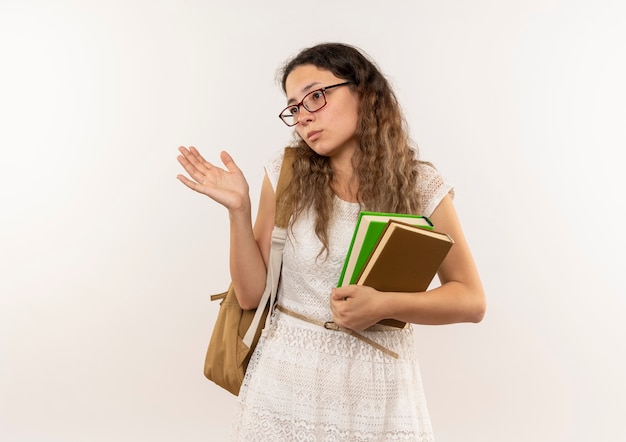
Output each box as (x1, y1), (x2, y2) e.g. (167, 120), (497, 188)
(177, 42), (485, 441)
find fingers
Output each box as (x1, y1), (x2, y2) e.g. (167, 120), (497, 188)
(332, 287), (352, 301)
(177, 147), (200, 178)
(178, 146), (213, 174)
(330, 288), (350, 321)
(177, 146), (221, 187)
(177, 155), (206, 186)
(177, 176), (214, 197)
(220, 150), (241, 173)
(176, 173), (202, 193)
(188, 145), (203, 157)
(185, 146), (208, 163)
(178, 147), (238, 176)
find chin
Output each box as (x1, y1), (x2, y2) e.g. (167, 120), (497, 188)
(306, 143), (333, 157)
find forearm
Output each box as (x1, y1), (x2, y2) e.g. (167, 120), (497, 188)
(387, 193), (486, 325)
(382, 280), (486, 325)
(228, 206), (269, 310)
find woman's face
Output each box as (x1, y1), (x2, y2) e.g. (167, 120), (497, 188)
(284, 64), (360, 161)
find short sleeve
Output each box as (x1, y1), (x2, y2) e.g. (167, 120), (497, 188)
(417, 163), (454, 218)
(264, 148), (285, 191)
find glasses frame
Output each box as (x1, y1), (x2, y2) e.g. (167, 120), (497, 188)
(278, 81), (352, 127)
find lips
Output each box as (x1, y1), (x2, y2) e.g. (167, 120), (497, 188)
(307, 130), (322, 141)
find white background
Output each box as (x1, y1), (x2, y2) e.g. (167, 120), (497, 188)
(1, 1), (625, 441)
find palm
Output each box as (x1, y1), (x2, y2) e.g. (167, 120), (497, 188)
(177, 146), (249, 210)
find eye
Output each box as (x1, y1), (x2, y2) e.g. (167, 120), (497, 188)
(310, 90), (324, 101)
(288, 106), (300, 115)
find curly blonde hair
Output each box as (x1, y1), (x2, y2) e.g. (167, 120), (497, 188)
(278, 43), (428, 254)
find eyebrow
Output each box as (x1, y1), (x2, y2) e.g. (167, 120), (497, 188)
(287, 82), (322, 105)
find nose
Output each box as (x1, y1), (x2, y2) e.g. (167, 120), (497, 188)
(296, 106), (315, 126)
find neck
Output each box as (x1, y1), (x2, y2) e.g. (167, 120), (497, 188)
(328, 144), (355, 176)
(330, 158), (359, 203)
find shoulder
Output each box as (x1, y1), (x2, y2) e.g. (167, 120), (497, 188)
(264, 148), (286, 190)
(264, 146), (298, 190)
(417, 162), (455, 217)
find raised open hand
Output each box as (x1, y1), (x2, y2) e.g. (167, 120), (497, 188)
(176, 146), (250, 211)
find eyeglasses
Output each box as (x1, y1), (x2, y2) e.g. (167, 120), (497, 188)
(278, 82), (352, 127)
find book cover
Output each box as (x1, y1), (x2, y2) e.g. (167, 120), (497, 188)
(356, 220), (455, 328)
(338, 212), (433, 287)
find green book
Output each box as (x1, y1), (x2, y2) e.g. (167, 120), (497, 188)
(338, 211), (433, 287)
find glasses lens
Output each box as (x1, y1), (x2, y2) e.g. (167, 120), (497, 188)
(280, 108), (297, 126)
(302, 89), (326, 113)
